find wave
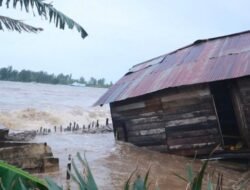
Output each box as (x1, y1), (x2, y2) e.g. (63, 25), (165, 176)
(0, 106), (111, 130)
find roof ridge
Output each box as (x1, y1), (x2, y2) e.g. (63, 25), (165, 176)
(130, 30), (250, 73)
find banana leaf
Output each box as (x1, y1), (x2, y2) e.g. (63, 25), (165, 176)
(0, 160), (48, 190)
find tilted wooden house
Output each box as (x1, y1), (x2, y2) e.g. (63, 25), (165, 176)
(95, 31), (250, 156)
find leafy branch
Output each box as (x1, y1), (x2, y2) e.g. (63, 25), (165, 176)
(0, 15), (43, 33)
(0, 0), (87, 38)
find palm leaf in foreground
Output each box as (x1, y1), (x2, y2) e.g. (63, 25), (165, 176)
(0, 15), (43, 33)
(0, 160), (48, 190)
(0, 0), (87, 38)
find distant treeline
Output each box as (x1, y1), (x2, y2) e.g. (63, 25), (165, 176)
(0, 66), (113, 88)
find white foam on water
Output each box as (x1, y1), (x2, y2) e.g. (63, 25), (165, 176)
(0, 81), (111, 130)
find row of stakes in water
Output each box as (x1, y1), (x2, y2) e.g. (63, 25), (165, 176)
(37, 118), (112, 135)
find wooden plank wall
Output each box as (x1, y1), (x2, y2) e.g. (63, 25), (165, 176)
(110, 85), (222, 156)
(233, 78), (250, 147)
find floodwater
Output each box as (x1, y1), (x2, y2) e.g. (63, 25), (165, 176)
(33, 133), (247, 190)
(0, 81), (110, 130)
(0, 81), (249, 189)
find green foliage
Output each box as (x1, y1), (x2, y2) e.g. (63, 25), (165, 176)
(0, 15), (42, 33)
(173, 147), (225, 190)
(0, 151), (242, 190)
(69, 152), (98, 190)
(124, 167), (138, 190)
(45, 177), (63, 190)
(0, 153), (99, 190)
(86, 77), (112, 88)
(124, 166), (159, 190)
(190, 159), (209, 190)
(0, 160), (48, 190)
(0, 0), (87, 38)
(0, 66), (113, 88)
(174, 160), (221, 190)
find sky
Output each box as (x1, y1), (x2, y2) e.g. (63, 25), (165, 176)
(1, 0), (250, 83)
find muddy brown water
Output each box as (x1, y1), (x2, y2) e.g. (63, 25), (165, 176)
(31, 133), (249, 190)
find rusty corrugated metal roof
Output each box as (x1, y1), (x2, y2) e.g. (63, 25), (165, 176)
(95, 30), (250, 106)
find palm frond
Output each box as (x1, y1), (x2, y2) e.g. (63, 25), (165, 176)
(0, 0), (88, 39)
(0, 15), (43, 33)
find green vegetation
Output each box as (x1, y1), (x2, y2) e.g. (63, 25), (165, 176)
(0, 153), (98, 190)
(124, 166), (159, 190)
(174, 160), (222, 190)
(0, 0), (87, 39)
(0, 151), (238, 190)
(0, 160), (47, 190)
(0, 66), (113, 88)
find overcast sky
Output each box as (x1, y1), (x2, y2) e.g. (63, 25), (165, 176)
(1, 0), (250, 83)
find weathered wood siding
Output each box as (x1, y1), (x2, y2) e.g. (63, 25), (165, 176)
(232, 78), (250, 147)
(111, 85), (222, 155)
